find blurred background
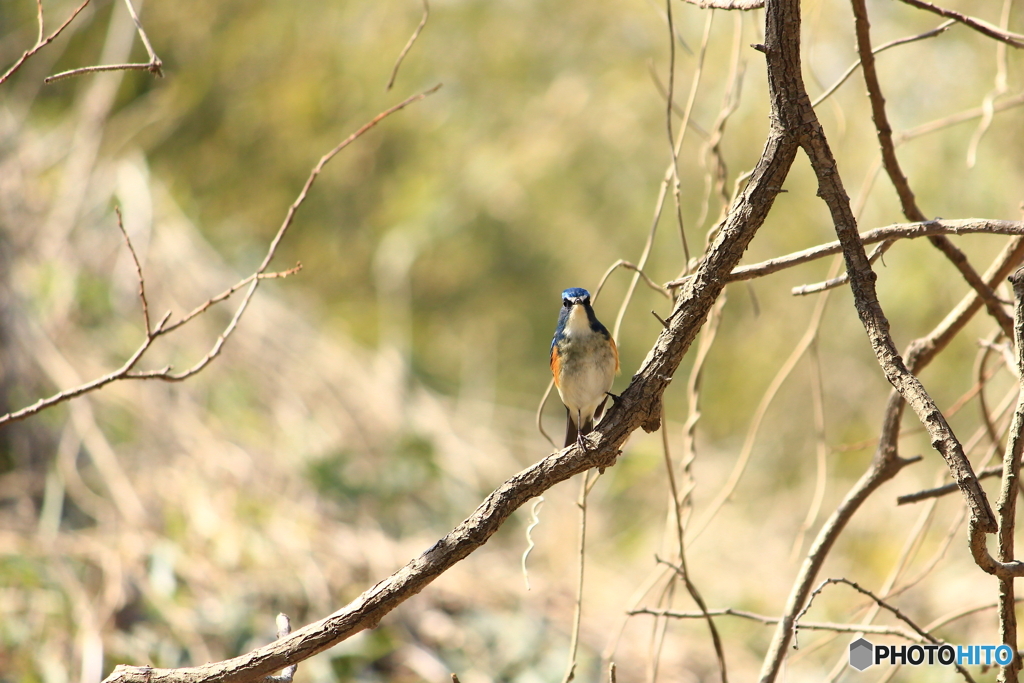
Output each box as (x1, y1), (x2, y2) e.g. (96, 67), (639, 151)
(1, 0), (1023, 681)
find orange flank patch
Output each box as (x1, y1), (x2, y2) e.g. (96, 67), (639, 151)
(550, 346), (561, 386)
(610, 335), (620, 373)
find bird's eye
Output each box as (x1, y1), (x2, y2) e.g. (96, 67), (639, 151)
(563, 299), (572, 308)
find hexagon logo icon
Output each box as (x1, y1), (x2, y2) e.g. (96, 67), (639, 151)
(849, 638), (874, 671)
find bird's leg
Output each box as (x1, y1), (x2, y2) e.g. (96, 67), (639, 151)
(575, 409), (587, 451)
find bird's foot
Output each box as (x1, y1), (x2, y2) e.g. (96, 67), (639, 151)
(575, 431), (588, 452)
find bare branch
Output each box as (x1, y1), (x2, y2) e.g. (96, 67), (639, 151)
(45, 62), (157, 84)
(120, 0), (162, 76)
(0, 86), (438, 426)
(713, 219), (1024, 284)
(811, 21), (954, 108)
(795, 578), (978, 683)
(995, 266), (1024, 679)
(0, 0), (91, 86)
(386, 0), (429, 91)
(631, 607), (927, 643)
(897, 465), (1004, 505)
(114, 206), (151, 335)
(897, 0), (1024, 48)
(679, 0), (763, 9)
(43, 0), (162, 84)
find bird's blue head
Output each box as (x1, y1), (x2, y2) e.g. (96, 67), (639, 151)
(561, 288), (591, 307)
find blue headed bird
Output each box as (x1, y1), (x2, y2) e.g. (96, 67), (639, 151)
(550, 287), (619, 449)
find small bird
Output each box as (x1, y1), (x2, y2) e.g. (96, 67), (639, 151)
(550, 287), (619, 449)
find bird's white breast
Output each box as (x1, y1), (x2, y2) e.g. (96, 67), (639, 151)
(555, 306), (616, 423)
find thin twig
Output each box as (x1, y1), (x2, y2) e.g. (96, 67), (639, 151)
(43, 0), (162, 83)
(795, 578), (978, 683)
(897, 0), (1024, 48)
(665, 0), (703, 271)
(0, 0), (91, 86)
(386, 0), (429, 91)
(520, 497), (544, 590)
(655, 555), (729, 683)
(897, 465), (1004, 505)
(966, 0), (1012, 167)
(678, 0), (763, 8)
(0, 87), (438, 427)
(790, 238), (891, 296)
(120, 0), (162, 75)
(562, 474), (591, 683)
(658, 397), (727, 682)
(811, 21), (954, 109)
(613, 11), (713, 340)
(710, 219), (1024, 284)
(630, 607), (926, 642)
(594, 260), (671, 302)
(688, 260), (835, 543)
(114, 206), (151, 334)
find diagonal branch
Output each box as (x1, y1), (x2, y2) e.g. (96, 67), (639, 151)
(897, 0), (1024, 49)
(0, 0), (91, 86)
(851, 0), (1010, 337)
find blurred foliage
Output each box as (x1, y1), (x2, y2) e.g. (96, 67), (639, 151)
(2, 0), (1024, 681)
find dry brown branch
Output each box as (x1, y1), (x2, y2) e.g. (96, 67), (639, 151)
(386, 0), (429, 91)
(794, 578), (978, 683)
(630, 607), (926, 643)
(40, 0), (1021, 679)
(679, 0), (763, 8)
(688, 271), (833, 542)
(966, 0), (1012, 167)
(43, 0), (162, 83)
(759, 235), (1024, 681)
(0, 0), (91, 86)
(755, 0), (1008, 674)
(897, 465), (1004, 505)
(789, 238), (891, 296)
(969, 269), (1024, 585)
(897, 0), (1024, 48)
(0, 86), (439, 428)
(899, 90), (1024, 141)
(995, 267), (1024, 680)
(697, 13), (746, 230)
(715, 219), (1024, 284)
(810, 20), (954, 108)
(851, 0), (1011, 339)
(114, 206), (151, 334)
